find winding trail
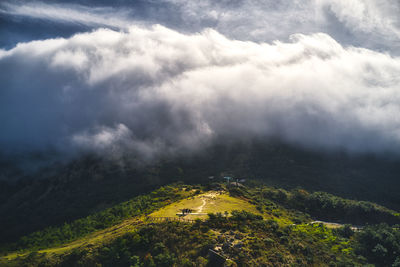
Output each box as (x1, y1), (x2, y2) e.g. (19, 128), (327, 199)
(198, 198), (207, 213)
(196, 192), (219, 213)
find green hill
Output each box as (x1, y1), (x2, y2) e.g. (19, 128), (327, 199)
(1, 182), (400, 266)
(3, 141), (400, 249)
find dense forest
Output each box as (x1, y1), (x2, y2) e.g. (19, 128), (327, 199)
(2, 182), (400, 266)
(2, 141), (400, 248)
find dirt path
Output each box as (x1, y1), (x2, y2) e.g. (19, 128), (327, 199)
(198, 198), (207, 213)
(196, 192), (219, 213)
(310, 220), (362, 231)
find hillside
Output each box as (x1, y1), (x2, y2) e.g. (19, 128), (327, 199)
(1, 182), (400, 266)
(3, 141), (400, 248)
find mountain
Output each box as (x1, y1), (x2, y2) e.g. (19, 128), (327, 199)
(1, 182), (400, 266)
(1, 141), (400, 246)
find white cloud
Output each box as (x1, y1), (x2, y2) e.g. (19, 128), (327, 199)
(72, 124), (132, 149)
(2, 0), (399, 54)
(318, 0), (400, 39)
(1, 25), (400, 159)
(0, 2), (135, 29)
(161, 0), (400, 53)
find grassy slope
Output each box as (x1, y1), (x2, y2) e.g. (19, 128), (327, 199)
(150, 192), (260, 219)
(0, 189), (272, 264)
(0, 184), (202, 256)
(3, 218), (143, 261)
(4, 142), (400, 250)
(2, 190), (261, 261)
(2, 183), (400, 266)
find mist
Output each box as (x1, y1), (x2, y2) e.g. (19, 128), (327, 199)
(1, 0), (400, 163)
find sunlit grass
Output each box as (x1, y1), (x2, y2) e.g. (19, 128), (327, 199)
(2, 188), (292, 263)
(3, 217), (143, 260)
(149, 191), (260, 219)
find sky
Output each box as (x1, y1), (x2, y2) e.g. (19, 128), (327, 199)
(1, 0), (400, 161)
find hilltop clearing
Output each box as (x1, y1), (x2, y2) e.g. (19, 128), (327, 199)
(4, 142), (400, 248)
(149, 191), (260, 220)
(1, 183), (400, 266)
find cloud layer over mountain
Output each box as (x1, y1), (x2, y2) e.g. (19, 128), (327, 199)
(1, 24), (400, 159)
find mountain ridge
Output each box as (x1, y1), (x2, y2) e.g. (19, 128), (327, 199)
(2, 182), (400, 266)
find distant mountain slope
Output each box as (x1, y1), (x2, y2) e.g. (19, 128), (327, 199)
(1, 141), (400, 246)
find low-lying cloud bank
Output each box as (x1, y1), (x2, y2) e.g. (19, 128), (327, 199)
(1, 25), (400, 160)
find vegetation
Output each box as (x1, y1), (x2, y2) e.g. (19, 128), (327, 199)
(2, 182), (400, 266)
(1, 214), (362, 267)
(149, 191), (259, 220)
(354, 224), (400, 267)
(3, 141), (400, 247)
(2, 184), (199, 252)
(228, 183), (400, 225)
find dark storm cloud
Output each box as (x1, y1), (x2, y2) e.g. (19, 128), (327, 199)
(1, 26), (400, 160)
(0, 0), (400, 161)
